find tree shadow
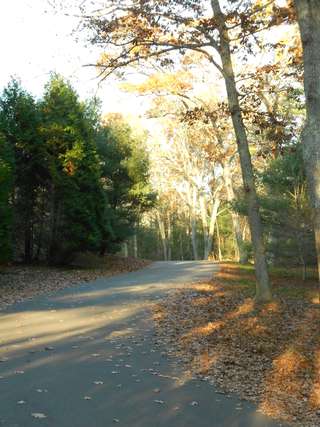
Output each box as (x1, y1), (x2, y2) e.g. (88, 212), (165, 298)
(0, 261), (280, 427)
(154, 272), (320, 425)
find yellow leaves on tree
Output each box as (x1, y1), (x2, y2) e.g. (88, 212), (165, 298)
(121, 71), (193, 95)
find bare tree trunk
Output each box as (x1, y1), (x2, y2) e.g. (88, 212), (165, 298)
(212, 0), (271, 302)
(179, 231), (184, 261)
(187, 186), (199, 260)
(295, 0), (320, 285)
(216, 218), (222, 261)
(132, 222), (138, 258)
(123, 242), (128, 258)
(203, 197), (220, 260)
(242, 220), (248, 241)
(167, 211), (172, 261)
(223, 162), (248, 264)
(156, 211), (168, 260)
(133, 233), (138, 258)
(190, 213), (198, 260)
(200, 194), (209, 259)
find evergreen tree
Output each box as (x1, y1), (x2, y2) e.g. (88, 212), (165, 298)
(96, 115), (155, 254)
(0, 75), (155, 264)
(260, 146), (315, 277)
(0, 133), (14, 263)
(40, 74), (105, 263)
(0, 79), (45, 262)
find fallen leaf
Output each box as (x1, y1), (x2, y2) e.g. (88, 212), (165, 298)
(31, 413), (47, 419)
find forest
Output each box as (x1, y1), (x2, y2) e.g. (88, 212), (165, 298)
(1, 1), (320, 426)
(78, 0), (319, 304)
(0, 74), (155, 265)
(1, 1), (317, 298)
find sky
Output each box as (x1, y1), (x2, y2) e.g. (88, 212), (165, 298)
(1, 0), (290, 128)
(0, 0), (146, 116)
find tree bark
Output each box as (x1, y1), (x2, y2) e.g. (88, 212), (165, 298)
(294, 0), (320, 283)
(133, 233), (138, 258)
(201, 196), (220, 260)
(212, 0), (271, 302)
(156, 210), (168, 260)
(187, 186), (199, 260)
(216, 218), (222, 261)
(223, 162), (248, 263)
(179, 231), (184, 261)
(190, 213), (198, 260)
(200, 194), (209, 259)
(123, 242), (128, 258)
(133, 222), (138, 258)
(167, 211), (172, 260)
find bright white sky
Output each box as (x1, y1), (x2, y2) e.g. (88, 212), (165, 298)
(1, 0), (290, 127)
(0, 0), (145, 116)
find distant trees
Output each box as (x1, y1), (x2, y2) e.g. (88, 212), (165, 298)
(39, 75), (106, 263)
(0, 79), (45, 263)
(80, 0), (277, 300)
(0, 134), (14, 262)
(258, 146), (314, 278)
(96, 114), (155, 256)
(0, 75), (154, 265)
(125, 65), (254, 263)
(294, 1), (320, 282)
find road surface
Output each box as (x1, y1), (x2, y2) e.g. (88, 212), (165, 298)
(0, 261), (285, 427)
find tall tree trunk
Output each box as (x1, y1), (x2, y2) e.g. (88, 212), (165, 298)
(212, 0), (271, 302)
(202, 197), (220, 260)
(223, 162), (248, 264)
(133, 233), (138, 258)
(216, 218), (222, 261)
(133, 222), (138, 258)
(200, 194), (209, 259)
(123, 242), (128, 258)
(156, 211), (168, 260)
(167, 211), (172, 260)
(186, 224), (192, 260)
(190, 213), (198, 260)
(200, 195), (207, 258)
(179, 230), (184, 261)
(294, 0), (320, 283)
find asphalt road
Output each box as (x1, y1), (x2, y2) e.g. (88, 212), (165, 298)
(0, 261), (286, 427)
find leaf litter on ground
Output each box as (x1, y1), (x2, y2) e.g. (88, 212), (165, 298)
(153, 263), (320, 427)
(0, 255), (150, 311)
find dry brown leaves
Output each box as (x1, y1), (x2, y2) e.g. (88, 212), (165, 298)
(0, 255), (150, 311)
(153, 264), (320, 426)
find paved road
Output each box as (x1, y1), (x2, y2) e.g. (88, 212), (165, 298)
(0, 261), (285, 427)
